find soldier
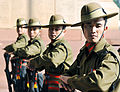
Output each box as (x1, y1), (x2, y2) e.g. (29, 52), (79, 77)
(13, 18), (45, 92)
(28, 14), (74, 92)
(14, 18), (45, 58)
(3, 18), (29, 92)
(60, 2), (120, 92)
(4, 18), (29, 53)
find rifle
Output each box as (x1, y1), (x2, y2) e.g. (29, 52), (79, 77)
(4, 53), (12, 92)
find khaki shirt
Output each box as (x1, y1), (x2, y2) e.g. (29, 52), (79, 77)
(4, 34), (29, 52)
(14, 36), (45, 59)
(30, 38), (73, 74)
(67, 38), (120, 92)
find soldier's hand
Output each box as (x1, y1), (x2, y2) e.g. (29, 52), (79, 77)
(9, 53), (14, 59)
(10, 56), (19, 60)
(74, 89), (82, 92)
(60, 75), (74, 91)
(60, 80), (74, 92)
(5, 52), (14, 59)
(60, 75), (70, 84)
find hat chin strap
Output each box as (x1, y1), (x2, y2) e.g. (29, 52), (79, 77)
(98, 18), (107, 42)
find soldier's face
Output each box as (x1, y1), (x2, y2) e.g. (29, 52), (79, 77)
(28, 27), (40, 39)
(48, 26), (65, 40)
(83, 18), (107, 43)
(17, 27), (27, 35)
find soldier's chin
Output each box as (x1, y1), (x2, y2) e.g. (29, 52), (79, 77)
(30, 36), (34, 39)
(18, 32), (22, 35)
(50, 36), (56, 40)
(91, 39), (99, 43)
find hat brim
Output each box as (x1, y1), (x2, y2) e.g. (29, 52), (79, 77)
(42, 24), (72, 28)
(23, 25), (44, 28)
(72, 12), (118, 27)
(14, 24), (27, 27)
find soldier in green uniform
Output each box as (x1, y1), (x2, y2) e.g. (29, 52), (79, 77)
(4, 18), (29, 53)
(13, 18), (45, 92)
(60, 2), (120, 92)
(13, 18), (45, 59)
(3, 18), (29, 92)
(28, 14), (73, 92)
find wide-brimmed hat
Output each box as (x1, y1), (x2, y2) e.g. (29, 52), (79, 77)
(25, 18), (43, 28)
(43, 14), (72, 28)
(72, 2), (118, 27)
(16, 18), (27, 27)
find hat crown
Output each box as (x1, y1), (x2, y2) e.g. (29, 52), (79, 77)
(81, 2), (107, 22)
(17, 18), (27, 26)
(43, 14), (72, 28)
(49, 14), (65, 25)
(72, 2), (118, 27)
(81, 3), (102, 15)
(28, 18), (41, 26)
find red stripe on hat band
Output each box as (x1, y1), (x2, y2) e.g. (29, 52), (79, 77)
(48, 87), (59, 90)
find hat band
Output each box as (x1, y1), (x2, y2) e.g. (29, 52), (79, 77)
(29, 22), (41, 26)
(81, 8), (107, 22)
(49, 19), (64, 25)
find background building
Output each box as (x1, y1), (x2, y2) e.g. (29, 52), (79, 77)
(0, 0), (120, 91)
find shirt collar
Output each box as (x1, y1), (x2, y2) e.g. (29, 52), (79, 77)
(49, 37), (65, 47)
(81, 38), (107, 53)
(93, 38), (107, 52)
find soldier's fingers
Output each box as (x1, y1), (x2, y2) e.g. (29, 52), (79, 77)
(61, 82), (68, 90)
(74, 89), (82, 92)
(65, 84), (72, 91)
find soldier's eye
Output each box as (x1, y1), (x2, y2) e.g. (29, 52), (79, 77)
(96, 24), (101, 28)
(33, 28), (37, 30)
(55, 28), (59, 31)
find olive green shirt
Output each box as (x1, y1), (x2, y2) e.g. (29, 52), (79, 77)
(30, 38), (73, 74)
(14, 36), (45, 59)
(66, 38), (120, 92)
(4, 34), (29, 53)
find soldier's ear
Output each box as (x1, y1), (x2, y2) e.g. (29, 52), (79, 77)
(63, 30), (66, 33)
(104, 26), (108, 32)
